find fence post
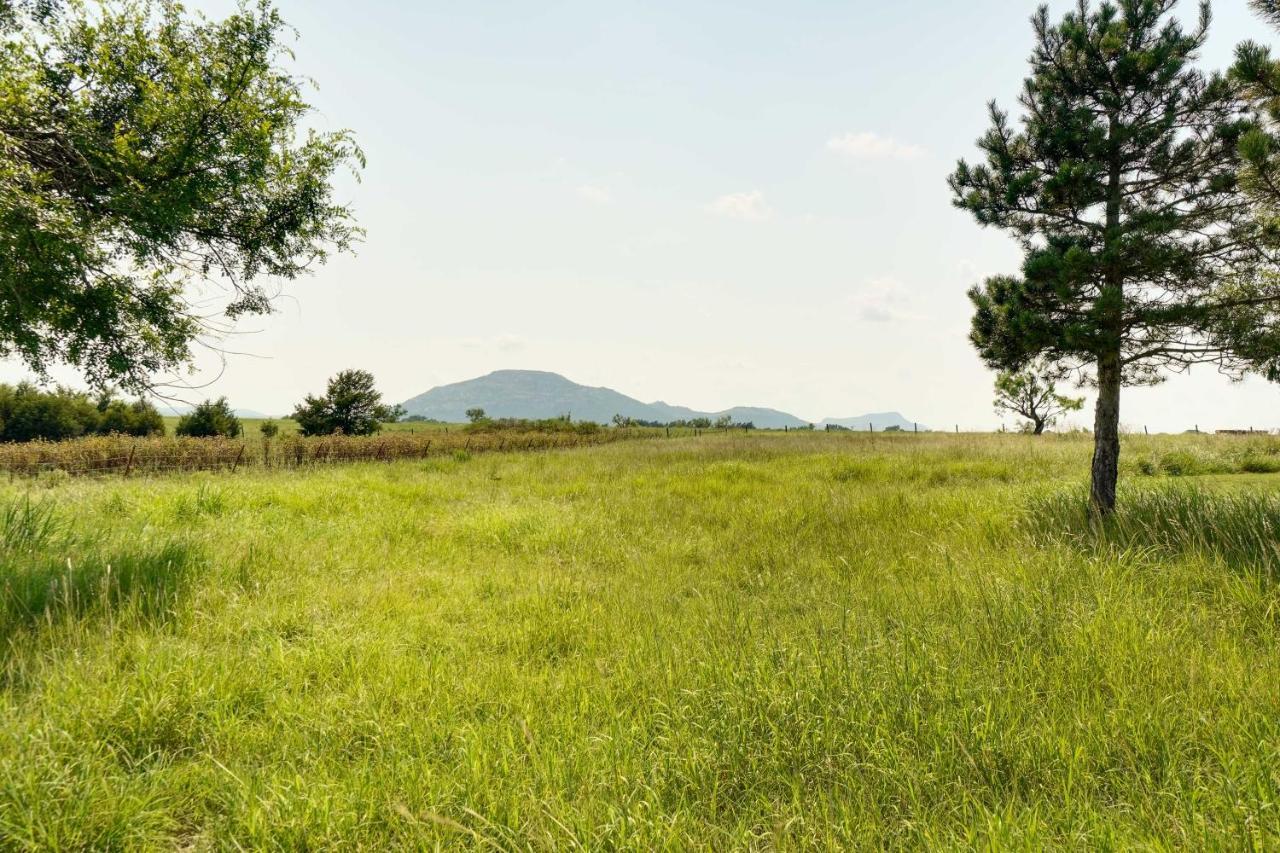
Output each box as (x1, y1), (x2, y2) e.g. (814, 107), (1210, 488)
(231, 445), (245, 474)
(124, 444), (136, 477)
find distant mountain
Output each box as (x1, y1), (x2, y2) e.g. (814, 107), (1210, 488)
(820, 412), (921, 432)
(401, 370), (921, 431)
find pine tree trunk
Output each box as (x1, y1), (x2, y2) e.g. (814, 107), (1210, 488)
(1090, 350), (1121, 516)
(1092, 114), (1124, 518)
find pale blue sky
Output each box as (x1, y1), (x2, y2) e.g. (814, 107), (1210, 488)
(5, 0), (1278, 430)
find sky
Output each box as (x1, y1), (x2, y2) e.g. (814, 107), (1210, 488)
(4, 0), (1280, 431)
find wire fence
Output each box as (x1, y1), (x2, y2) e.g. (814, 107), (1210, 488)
(0, 428), (666, 479)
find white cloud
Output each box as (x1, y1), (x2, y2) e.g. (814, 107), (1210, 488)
(706, 190), (773, 222)
(576, 185), (612, 205)
(826, 132), (926, 162)
(847, 278), (922, 323)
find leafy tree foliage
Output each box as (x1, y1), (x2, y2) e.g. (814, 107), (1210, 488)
(993, 359), (1085, 435)
(292, 370), (398, 437)
(466, 408), (487, 423)
(0, 0), (362, 392)
(258, 419), (280, 439)
(950, 0), (1280, 514)
(0, 383), (163, 441)
(176, 398), (242, 438)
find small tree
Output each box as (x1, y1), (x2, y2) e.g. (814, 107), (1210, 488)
(293, 370), (397, 436)
(176, 398), (242, 438)
(993, 360), (1085, 435)
(466, 408), (487, 424)
(259, 419), (280, 439)
(95, 397), (165, 437)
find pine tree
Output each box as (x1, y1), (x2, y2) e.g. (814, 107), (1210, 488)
(950, 0), (1280, 515)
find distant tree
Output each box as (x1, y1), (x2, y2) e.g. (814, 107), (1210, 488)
(0, 384), (93, 442)
(950, 1), (1280, 515)
(0, 383), (164, 441)
(95, 397), (165, 437)
(993, 359), (1085, 436)
(293, 370), (397, 436)
(714, 414), (734, 430)
(612, 414), (633, 427)
(259, 419), (280, 439)
(0, 0), (363, 392)
(466, 408), (487, 424)
(176, 398), (242, 439)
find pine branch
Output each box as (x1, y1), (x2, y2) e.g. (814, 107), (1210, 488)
(1252, 0), (1280, 30)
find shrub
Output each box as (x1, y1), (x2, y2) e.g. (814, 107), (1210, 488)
(1241, 454), (1280, 474)
(176, 398), (242, 438)
(95, 398), (165, 437)
(293, 370), (398, 437)
(1158, 451), (1202, 477)
(259, 419), (280, 439)
(0, 383), (163, 441)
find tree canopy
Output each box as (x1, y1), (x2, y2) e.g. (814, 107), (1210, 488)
(0, 382), (163, 442)
(0, 0), (362, 392)
(292, 370), (400, 437)
(175, 397), (241, 438)
(993, 359), (1085, 435)
(950, 0), (1280, 513)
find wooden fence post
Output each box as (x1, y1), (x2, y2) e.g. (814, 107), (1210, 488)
(124, 445), (136, 477)
(231, 445), (245, 473)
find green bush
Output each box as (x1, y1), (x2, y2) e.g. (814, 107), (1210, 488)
(1158, 451), (1202, 476)
(176, 398), (242, 438)
(1240, 454), (1280, 474)
(0, 383), (163, 442)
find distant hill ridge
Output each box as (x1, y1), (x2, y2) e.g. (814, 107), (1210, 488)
(401, 370), (921, 431)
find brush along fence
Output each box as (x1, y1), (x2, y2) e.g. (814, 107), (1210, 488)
(0, 429), (656, 478)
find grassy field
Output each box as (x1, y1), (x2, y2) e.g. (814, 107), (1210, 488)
(2, 432), (1280, 848)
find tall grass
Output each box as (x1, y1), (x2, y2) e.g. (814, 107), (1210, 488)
(1026, 483), (1280, 575)
(0, 433), (1276, 847)
(0, 427), (657, 478)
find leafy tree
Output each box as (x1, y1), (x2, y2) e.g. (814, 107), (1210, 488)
(0, 382), (163, 440)
(0, 0), (362, 392)
(94, 396), (165, 437)
(176, 398), (242, 438)
(466, 408), (487, 423)
(259, 419), (280, 439)
(950, 0), (1280, 515)
(293, 370), (397, 436)
(993, 359), (1085, 435)
(0, 383), (94, 442)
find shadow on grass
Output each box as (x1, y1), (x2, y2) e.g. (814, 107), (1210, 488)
(0, 496), (201, 639)
(1024, 484), (1280, 575)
